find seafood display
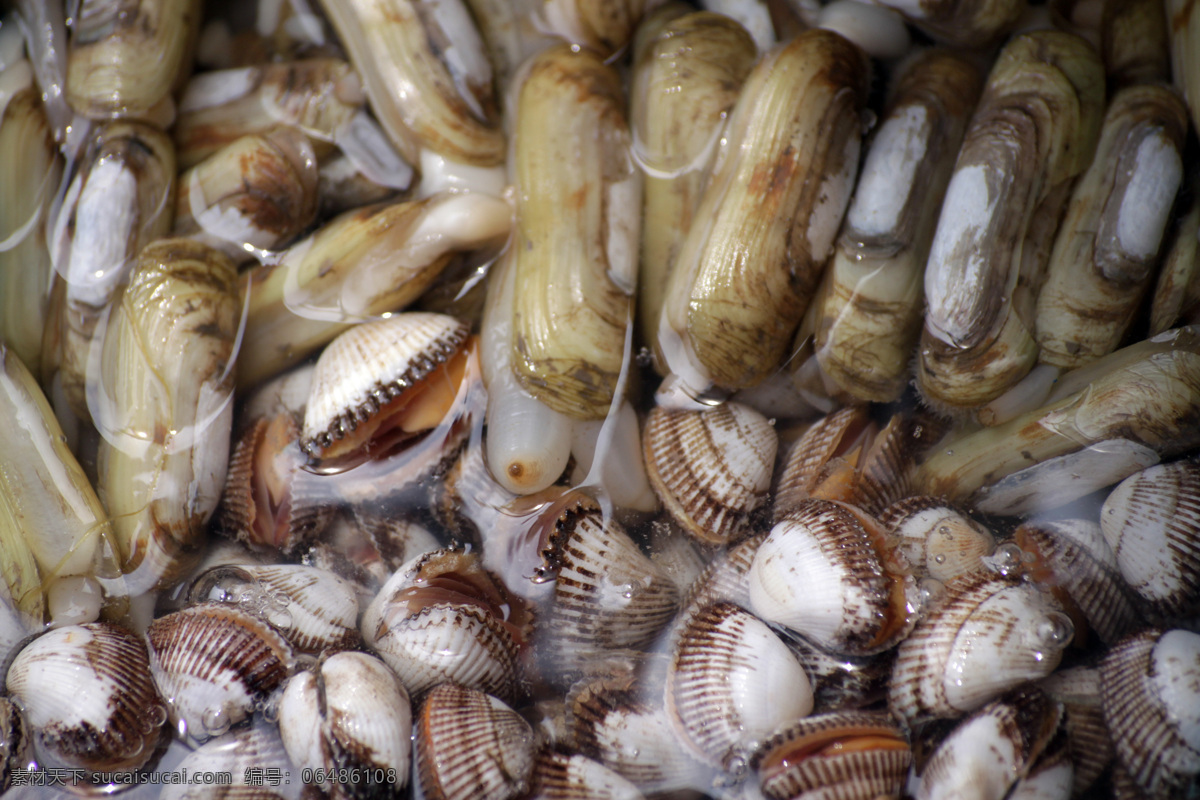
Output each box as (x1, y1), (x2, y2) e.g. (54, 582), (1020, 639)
(2, 1), (1200, 800)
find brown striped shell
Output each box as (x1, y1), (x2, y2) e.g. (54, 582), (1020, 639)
(1100, 628), (1200, 800)
(888, 573), (1074, 725)
(0, 697), (31, 793)
(773, 405), (874, 515)
(643, 402), (777, 546)
(747, 499), (916, 656)
(1039, 666), (1112, 796)
(300, 311), (470, 461)
(666, 602), (814, 775)
(750, 710), (912, 800)
(161, 725), (299, 800)
(525, 750), (645, 800)
(415, 684), (536, 800)
(5, 623), (166, 772)
(1100, 458), (1200, 622)
(147, 603), (294, 743)
(879, 495), (995, 582)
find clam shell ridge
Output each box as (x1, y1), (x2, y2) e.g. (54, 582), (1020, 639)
(301, 312), (470, 456)
(644, 402), (777, 546)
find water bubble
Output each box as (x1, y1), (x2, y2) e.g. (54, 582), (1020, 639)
(266, 608), (293, 631)
(202, 705), (233, 737)
(1031, 611), (1074, 653)
(982, 542), (1025, 576)
(916, 577), (946, 610)
(933, 553), (947, 564)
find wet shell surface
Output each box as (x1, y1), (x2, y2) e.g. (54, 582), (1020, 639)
(750, 710), (912, 800)
(1039, 666), (1112, 796)
(300, 311), (470, 459)
(189, 563), (361, 654)
(888, 573), (1075, 724)
(643, 402), (777, 546)
(1100, 458), (1200, 621)
(147, 603), (294, 743)
(666, 602), (814, 775)
(161, 725), (302, 800)
(5, 623), (166, 772)
(774, 405), (874, 514)
(879, 495), (995, 582)
(1101, 628), (1200, 800)
(747, 499), (916, 655)
(277, 651), (412, 795)
(415, 683), (536, 800)
(525, 750), (645, 800)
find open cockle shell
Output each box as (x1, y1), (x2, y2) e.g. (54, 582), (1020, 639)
(5, 623), (167, 773)
(643, 402), (777, 547)
(300, 311), (470, 462)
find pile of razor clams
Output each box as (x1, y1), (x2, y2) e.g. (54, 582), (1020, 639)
(1, 0), (1199, 798)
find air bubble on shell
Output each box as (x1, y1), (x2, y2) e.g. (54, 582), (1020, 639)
(202, 705), (233, 737)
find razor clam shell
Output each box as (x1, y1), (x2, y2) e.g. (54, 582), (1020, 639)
(1100, 458), (1200, 622)
(631, 11), (756, 359)
(879, 496), (995, 583)
(300, 311), (469, 457)
(66, 0), (199, 121)
(658, 28), (868, 395)
(96, 238), (239, 593)
(525, 750), (645, 800)
(510, 43), (639, 421)
(147, 603), (294, 743)
(318, 0), (503, 167)
(1168, 0), (1200, 135)
(917, 31), (1105, 411)
(191, 563), (361, 654)
(1012, 519), (1142, 645)
(541, 0), (649, 55)
(751, 710), (912, 800)
(161, 725), (304, 800)
(666, 601), (814, 774)
(1149, 190), (1200, 335)
(277, 651), (412, 795)
(871, 0), (1025, 47)
(537, 504), (680, 678)
(748, 499), (914, 656)
(643, 402), (777, 547)
(415, 683), (536, 800)
(5, 623), (166, 772)
(1101, 628), (1200, 800)
(814, 48), (982, 403)
(1102, 0), (1170, 87)
(888, 573), (1074, 724)
(1035, 84), (1188, 369)
(0, 85), (60, 379)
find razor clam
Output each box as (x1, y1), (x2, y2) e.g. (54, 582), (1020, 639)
(6, 622), (167, 773)
(1168, 0), (1200, 134)
(813, 49), (982, 403)
(631, 10), (756, 365)
(569, 398), (658, 513)
(66, 0), (199, 123)
(1102, 0), (1170, 87)
(173, 126), (320, 263)
(0, 80), (60, 379)
(96, 238), (239, 594)
(1035, 83), (1188, 369)
(173, 58), (364, 168)
(540, 0), (649, 55)
(237, 191), (508, 390)
(317, 0), (504, 168)
(699, 0), (775, 50)
(814, 0), (910, 60)
(277, 651), (412, 796)
(511, 43), (639, 420)
(915, 325), (1200, 513)
(871, 0), (1026, 47)
(643, 402), (777, 547)
(147, 602), (294, 744)
(657, 28), (868, 400)
(42, 119), (176, 422)
(1149, 189), (1200, 335)
(917, 31), (1105, 413)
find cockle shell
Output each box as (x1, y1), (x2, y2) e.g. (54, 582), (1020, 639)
(161, 725), (303, 800)
(415, 684), (536, 800)
(147, 603), (294, 743)
(5, 623), (166, 772)
(643, 402), (777, 546)
(525, 750), (645, 800)
(879, 496), (995, 582)
(278, 651), (412, 797)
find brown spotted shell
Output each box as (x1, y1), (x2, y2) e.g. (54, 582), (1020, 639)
(5, 623), (166, 772)
(147, 603), (294, 743)
(643, 402), (777, 546)
(416, 683), (536, 800)
(751, 710), (912, 800)
(300, 311), (470, 458)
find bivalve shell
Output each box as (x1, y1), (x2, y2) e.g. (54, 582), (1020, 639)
(5, 623), (166, 772)
(879, 496), (995, 582)
(161, 725), (302, 800)
(666, 602), (814, 775)
(415, 683), (536, 800)
(643, 402), (777, 547)
(888, 573), (1074, 724)
(748, 499), (916, 656)
(1100, 458), (1200, 622)
(1100, 628), (1200, 800)
(147, 603), (294, 743)
(525, 750), (645, 800)
(1039, 666), (1112, 796)
(278, 651), (412, 797)
(751, 710), (912, 800)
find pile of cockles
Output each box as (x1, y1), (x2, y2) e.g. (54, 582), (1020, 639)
(1, 0), (1200, 799)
